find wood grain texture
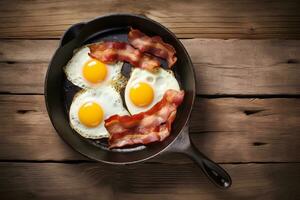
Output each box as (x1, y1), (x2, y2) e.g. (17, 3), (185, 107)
(1, 39), (300, 95)
(0, 95), (299, 162)
(0, 162), (299, 200)
(0, 0), (300, 39)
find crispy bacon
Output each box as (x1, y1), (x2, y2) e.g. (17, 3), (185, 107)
(88, 42), (161, 71)
(105, 90), (184, 148)
(128, 28), (177, 67)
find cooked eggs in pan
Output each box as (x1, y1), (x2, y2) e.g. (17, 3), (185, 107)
(64, 46), (123, 89)
(65, 41), (181, 140)
(125, 68), (180, 115)
(69, 86), (129, 139)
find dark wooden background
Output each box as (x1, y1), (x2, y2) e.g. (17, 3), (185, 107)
(0, 0), (300, 199)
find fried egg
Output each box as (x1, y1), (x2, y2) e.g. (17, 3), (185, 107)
(125, 68), (180, 115)
(69, 86), (129, 139)
(64, 46), (123, 89)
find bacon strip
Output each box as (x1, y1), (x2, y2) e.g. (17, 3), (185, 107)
(105, 90), (184, 148)
(88, 42), (161, 71)
(128, 28), (177, 67)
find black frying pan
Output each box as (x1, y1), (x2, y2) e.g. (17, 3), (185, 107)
(45, 14), (232, 189)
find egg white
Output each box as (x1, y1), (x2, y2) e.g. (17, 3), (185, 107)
(64, 46), (123, 89)
(125, 68), (180, 115)
(69, 86), (129, 139)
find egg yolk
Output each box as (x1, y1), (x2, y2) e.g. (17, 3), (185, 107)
(78, 102), (103, 127)
(130, 82), (154, 107)
(83, 59), (107, 83)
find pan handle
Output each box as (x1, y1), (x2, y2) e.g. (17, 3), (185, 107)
(60, 22), (86, 47)
(167, 126), (232, 189)
(185, 141), (232, 189)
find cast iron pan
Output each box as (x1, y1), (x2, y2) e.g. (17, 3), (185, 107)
(45, 14), (232, 189)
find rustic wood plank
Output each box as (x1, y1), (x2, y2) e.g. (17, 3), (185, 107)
(0, 95), (299, 162)
(0, 63), (46, 94)
(0, 0), (300, 39)
(190, 97), (300, 163)
(0, 162), (299, 200)
(186, 39), (300, 95)
(0, 40), (57, 62)
(1, 39), (300, 95)
(0, 95), (85, 161)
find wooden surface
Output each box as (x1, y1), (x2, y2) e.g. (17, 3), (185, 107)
(0, 163), (299, 200)
(0, 0), (300, 199)
(1, 0), (300, 39)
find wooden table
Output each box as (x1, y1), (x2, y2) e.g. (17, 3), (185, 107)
(0, 0), (300, 199)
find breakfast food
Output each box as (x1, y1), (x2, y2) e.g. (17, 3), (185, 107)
(89, 42), (161, 71)
(105, 89), (184, 148)
(128, 28), (177, 67)
(65, 28), (184, 148)
(64, 46), (123, 89)
(69, 86), (129, 139)
(125, 68), (180, 115)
